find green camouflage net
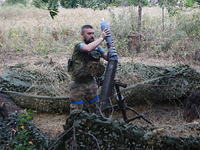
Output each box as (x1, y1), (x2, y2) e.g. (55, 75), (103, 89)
(116, 62), (200, 105)
(0, 113), (54, 150)
(1, 111), (200, 150)
(50, 111), (200, 150)
(0, 61), (71, 113)
(0, 61), (200, 112)
(0, 61), (70, 96)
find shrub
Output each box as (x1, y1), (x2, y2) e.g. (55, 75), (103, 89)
(185, 0), (195, 8)
(127, 0), (148, 6)
(109, 6), (138, 56)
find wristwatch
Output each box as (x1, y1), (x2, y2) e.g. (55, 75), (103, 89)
(100, 37), (104, 41)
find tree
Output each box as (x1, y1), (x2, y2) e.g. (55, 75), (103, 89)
(59, 0), (121, 9)
(59, 0), (79, 8)
(137, 0), (142, 53)
(127, 0), (148, 6)
(158, 0), (200, 16)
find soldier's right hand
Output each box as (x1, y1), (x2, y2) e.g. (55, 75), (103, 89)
(101, 28), (110, 40)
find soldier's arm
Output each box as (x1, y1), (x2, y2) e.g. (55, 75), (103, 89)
(81, 38), (104, 53)
(81, 28), (110, 53)
(102, 52), (108, 61)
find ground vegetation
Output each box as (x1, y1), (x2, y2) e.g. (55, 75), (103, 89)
(0, 4), (200, 149)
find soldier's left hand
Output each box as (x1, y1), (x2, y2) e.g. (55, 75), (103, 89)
(107, 40), (114, 48)
(107, 47), (117, 60)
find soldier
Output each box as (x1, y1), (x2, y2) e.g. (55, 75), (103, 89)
(68, 25), (116, 113)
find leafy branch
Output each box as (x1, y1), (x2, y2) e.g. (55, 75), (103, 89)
(49, 8), (59, 19)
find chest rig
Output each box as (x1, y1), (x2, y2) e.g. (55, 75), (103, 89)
(68, 49), (105, 79)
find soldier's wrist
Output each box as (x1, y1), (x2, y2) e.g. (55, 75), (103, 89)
(100, 37), (104, 41)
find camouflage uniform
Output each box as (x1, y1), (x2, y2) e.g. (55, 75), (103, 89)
(68, 41), (105, 113)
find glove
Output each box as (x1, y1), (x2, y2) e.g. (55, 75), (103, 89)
(107, 47), (117, 60)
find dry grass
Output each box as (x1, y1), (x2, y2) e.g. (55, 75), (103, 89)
(25, 62), (71, 96)
(0, 6), (199, 63)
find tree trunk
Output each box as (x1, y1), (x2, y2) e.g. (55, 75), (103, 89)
(137, 0), (142, 53)
(138, 0), (142, 34)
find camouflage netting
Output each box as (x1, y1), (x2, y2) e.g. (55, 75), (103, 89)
(0, 61), (71, 113)
(50, 111), (200, 150)
(0, 113), (54, 150)
(1, 108), (200, 149)
(2, 91), (70, 113)
(0, 111), (200, 150)
(0, 61), (71, 96)
(0, 61), (200, 112)
(116, 62), (200, 105)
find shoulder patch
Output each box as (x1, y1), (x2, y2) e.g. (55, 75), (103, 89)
(79, 43), (85, 51)
(98, 48), (104, 53)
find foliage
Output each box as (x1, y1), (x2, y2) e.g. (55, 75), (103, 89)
(178, 11), (200, 38)
(139, 8), (200, 61)
(127, 0), (148, 6)
(158, 0), (184, 16)
(0, 109), (37, 150)
(185, 0), (195, 8)
(58, 0), (148, 9)
(49, 9), (59, 19)
(11, 109), (37, 150)
(31, 0), (47, 8)
(60, 0), (110, 10)
(196, 0), (200, 4)
(59, 0), (78, 8)
(4, 0), (29, 6)
(59, 0), (122, 9)
(158, 0), (200, 16)
(31, 0), (59, 9)
(0, 109), (54, 150)
(48, 0), (59, 9)
(109, 7), (138, 56)
(84, 0), (107, 10)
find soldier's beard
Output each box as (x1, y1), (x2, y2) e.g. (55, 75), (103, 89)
(84, 37), (94, 44)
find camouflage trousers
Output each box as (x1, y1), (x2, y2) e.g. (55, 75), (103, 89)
(69, 78), (99, 114)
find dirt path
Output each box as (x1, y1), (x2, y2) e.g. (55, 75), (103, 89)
(33, 113), (67, 137)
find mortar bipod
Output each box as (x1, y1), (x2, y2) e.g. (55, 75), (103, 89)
(114, 81), (152, 124)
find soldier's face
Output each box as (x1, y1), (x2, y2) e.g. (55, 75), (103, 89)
(81, 28), (95, 44)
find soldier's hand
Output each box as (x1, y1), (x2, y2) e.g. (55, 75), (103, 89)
(107, 47), (117, 60)
(107, 40), (114, 48)
(101, 28), (110, 40)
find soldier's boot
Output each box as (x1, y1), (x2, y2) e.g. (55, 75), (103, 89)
(70, 100), (84, 114)
(88, 103), (100, 115)
(88, 96), (100, 115)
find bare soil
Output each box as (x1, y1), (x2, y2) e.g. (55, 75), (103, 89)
(1, 54), (200, 138)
